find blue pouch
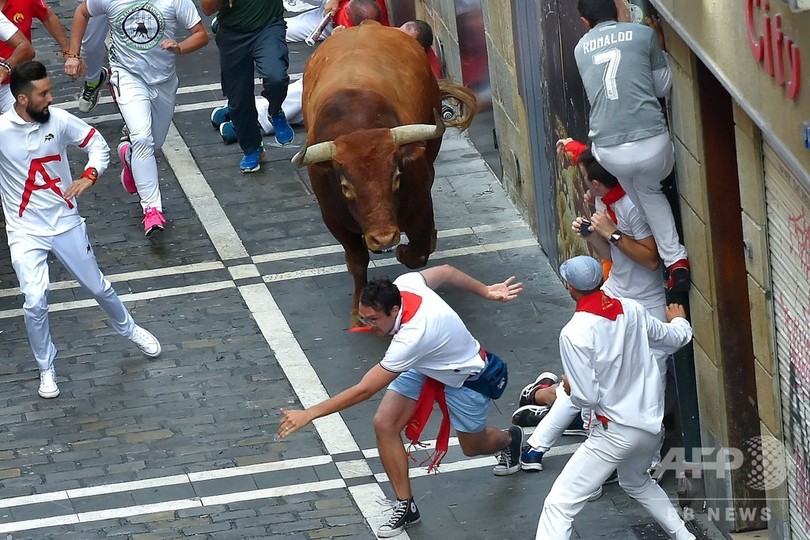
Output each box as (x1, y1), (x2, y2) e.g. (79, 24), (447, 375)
(463, 352), (508, 399)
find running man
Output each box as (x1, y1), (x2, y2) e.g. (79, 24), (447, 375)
(278, 265), (525, 537)
(0, 62), (161, 399)
(574, 0), (690, 293)
(65, 0), (208, 236)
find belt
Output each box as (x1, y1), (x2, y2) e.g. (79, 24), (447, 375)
(595, 413), (610, 430)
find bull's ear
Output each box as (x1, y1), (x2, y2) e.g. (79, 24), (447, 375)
(398, 142), (427, 168)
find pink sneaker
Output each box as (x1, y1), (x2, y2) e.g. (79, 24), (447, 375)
(142, 207), (166, 236)
(118, 142), (137, 194)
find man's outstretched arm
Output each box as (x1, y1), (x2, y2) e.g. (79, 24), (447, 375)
(419, 264), (523, 302)
(278, 364), (398, 438)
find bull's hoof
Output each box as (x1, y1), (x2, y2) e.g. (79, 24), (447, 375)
(396, 244), (429, 269)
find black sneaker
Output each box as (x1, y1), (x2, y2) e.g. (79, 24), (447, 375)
(518, 371), (559, 407)
(493, 425), (522, 476)
(603, 469), (619, 485)
(520, 444), (544, 471)
(511, 404), (550, 427)
(78, 67), (108, 113)
(377, 497), (420, 538)
(563, 415), (588, 436)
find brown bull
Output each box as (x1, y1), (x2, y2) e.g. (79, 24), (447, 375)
(292, 21), (476, 325)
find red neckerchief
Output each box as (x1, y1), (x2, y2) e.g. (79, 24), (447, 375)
(563, 139), (588, 166)
(399, 290), (451, 472)
(575, 290), (624, 321)
(599, 184), (625, 224)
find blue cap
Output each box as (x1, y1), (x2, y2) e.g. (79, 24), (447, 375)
(560, 255), (603, 291)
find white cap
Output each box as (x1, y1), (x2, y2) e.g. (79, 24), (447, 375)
(560, 255), (603, 291)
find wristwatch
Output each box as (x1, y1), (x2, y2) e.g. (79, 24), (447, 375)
(609, 231), (624, 245)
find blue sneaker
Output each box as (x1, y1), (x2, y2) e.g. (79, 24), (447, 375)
(239, 144), (266, 173)
(211, 105), (230, 129)
(520, 445), (544, 471)
(270, 110), (294, 145)
(219, 121), (237, 144)
(563, 415), (588, 437)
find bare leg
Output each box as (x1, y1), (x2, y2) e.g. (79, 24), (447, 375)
(373, 390), (418, 500)
(456, 427), (511, 456)
(534, 383), (559, 406)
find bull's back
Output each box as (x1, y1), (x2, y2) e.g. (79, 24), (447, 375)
(303, 22), (440, 129)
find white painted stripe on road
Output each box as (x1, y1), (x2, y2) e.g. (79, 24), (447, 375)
(0, 281), (236, 320)
(68, 474), (190, 500)
(0, 514), (80, 534)
(187, 454), (332, 481)
(76, 499), (202, 522)
(163, 123), (250, 260)
(349, 483), (411, 540)
(202, 478), (346, 506)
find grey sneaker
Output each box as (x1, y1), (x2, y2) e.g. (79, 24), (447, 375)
(378, 498), (420, 538)
(78, 67), (108, 113)
(493, 425), (522, 476)
(131, 325), (161, 357)
(38, 366), (59, 399)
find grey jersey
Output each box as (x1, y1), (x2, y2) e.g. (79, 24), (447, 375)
(575, 21), (669, 146)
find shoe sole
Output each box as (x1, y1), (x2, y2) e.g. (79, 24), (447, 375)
(378, 517), (420, 538)
(145, 225), (165, 237)
(520, 461), (543, 472)
(492, 464), (521, 476)
(219, 123), (237, 144)
(138, 342), (162, 358)
(38, 388), (60, 399)
(240, 165), (261, 174)
(274, 133), (294, 146)
(563, 429), (588, 437)
(587, 487), (603, 501)
(78, 68), (108, 113)
(118, 143), (137, 194)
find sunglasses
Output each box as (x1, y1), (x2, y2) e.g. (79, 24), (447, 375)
(358, 315), (381, 327)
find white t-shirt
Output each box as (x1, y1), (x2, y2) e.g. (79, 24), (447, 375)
(597, 195), (666, 311)
(380, 272), (485, 388)
(560, 294), (692, 434)
(87, 0), (201, 85)
(0, 107), (110, 235)
(0, 12), (17, 40)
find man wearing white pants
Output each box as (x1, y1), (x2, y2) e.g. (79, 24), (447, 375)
(65, 0), (208, 236)
(574, 0), (689, 293)
(0, 11), (35, 111)
(0, 62), (161, 399)
(534, 256), (694, 540)
(74, 0), (110, 113)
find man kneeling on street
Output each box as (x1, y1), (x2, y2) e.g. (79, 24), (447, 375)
(279, 264), (524, 537)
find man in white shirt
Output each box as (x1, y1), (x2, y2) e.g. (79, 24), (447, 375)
(534, 255), (694, 540)
(277, 264), (524, 538)
(0, 62), (162, 399)
(65, 0), (208, 236)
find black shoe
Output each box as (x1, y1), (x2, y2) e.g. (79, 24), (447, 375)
(518, 371), (559, 407)
(493, 425), (522, 476)
(511, 404), (550, 427)
(603, 469), (619, 485)
(377, 497), (420, 538)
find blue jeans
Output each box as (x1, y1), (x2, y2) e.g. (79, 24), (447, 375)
(216, 17), (289, 153)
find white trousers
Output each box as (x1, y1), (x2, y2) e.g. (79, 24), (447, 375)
(256, 78), (303, 134)
(536, 423), (694, 540)
(527, 385), (580, 452)
(8, 223), (136, 372)
(285, 2), (333, 43)
(0, 84), (13, 114)
(111, 68), (178, 212)
(77, 0), (109, 81)
(592, 132), (688, 267)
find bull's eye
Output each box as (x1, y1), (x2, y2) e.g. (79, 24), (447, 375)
(392, 168), (401, 193)
(340, 177), (356, 200)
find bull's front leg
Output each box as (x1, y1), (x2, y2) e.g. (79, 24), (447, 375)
(344, 244), (370, 327)
(396, 195), (437, 269)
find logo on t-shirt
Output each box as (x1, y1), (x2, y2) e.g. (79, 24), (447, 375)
(115, 4), (165, 51)
(12, 12), (25, 24)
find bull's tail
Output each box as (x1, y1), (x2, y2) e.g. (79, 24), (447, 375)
(438, 80), (477, 131)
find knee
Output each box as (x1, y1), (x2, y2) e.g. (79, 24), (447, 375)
(129, 131), (155, 158)
(372, 410), (400, 437)
(619, 476), (653, 497)
(23, 291), (48, 319)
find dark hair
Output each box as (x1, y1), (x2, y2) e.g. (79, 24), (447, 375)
(578, 148), (596, 168)
(583, 157), (619, 188)
(9, 60), (47, 101)
(577, 0), (618, 27)
(405, 20), (434, 50)
(360, 277), (401, 315)
(347, 0), (381, 26)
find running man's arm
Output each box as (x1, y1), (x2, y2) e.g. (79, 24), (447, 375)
(419, 264), (523, 302)
(559, 333), (599, 410)
(62, 113), (110, 200)
(278, 364), (398, 438)
(0, 15), (35, 79)
(41, 8), (70, 54)
(64, 2), (91, 78)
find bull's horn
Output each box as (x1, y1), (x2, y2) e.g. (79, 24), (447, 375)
(291, 141), (337, 168)
(390, 111), (446, 146)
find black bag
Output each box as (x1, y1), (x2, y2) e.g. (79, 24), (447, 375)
(463, 352), (508, 399)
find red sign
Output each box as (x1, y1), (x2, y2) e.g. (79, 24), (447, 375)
(745, 0), (802, 100)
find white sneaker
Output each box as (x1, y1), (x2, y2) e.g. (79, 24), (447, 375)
(587, 486), (603, 501)
(131, 326), (161, 357)
(38, 366), (60, 399)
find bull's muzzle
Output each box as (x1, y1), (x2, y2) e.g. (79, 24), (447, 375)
(364, 229), (401, 253)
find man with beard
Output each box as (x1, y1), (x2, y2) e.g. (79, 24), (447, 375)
(0, 61), (162, 399)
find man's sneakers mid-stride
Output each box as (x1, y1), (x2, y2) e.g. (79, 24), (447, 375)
(142, 207), (166, 237)
(38, 365), (59, 399)
(493, 425), (523, 476)
(117, 141), (137, 194)
(78, 67), (109, 113)
(130, 325), (162, 357)
(240, 144), (267, 173)
(377, 497), (420, 538)
(520, 445), (544, 471)
(270, 110), (294, 146)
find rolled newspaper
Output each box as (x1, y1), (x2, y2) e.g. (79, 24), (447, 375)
(305, 13), (333, 46)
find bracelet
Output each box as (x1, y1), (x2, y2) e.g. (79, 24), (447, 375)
(64, 52), (82, 59)
(81, 167), (98, 185)
(0, 60), (11, 75)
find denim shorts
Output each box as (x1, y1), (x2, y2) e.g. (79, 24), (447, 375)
(387, 369), (490, 433)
